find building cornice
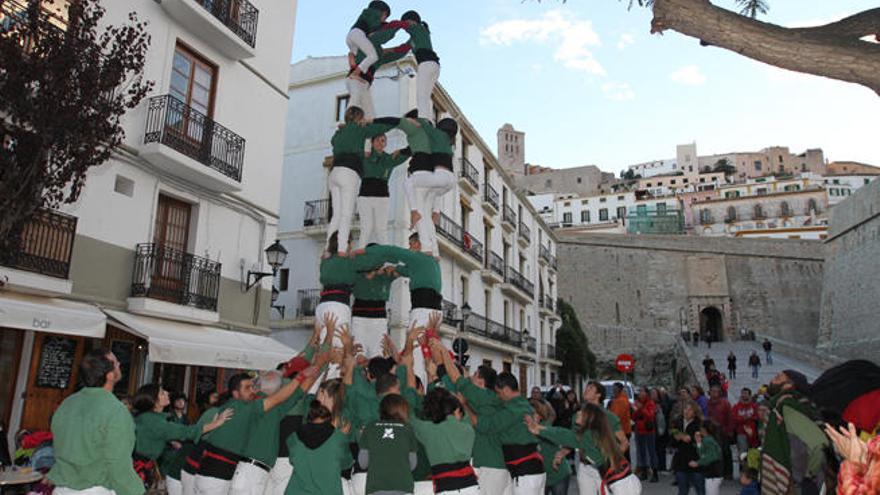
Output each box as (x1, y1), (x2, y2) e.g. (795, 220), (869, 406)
(692, 187), (825, 205)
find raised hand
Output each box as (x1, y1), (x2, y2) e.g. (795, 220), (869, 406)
(524, 414), (543, 435)
(824, 422), (869, 465)
(427, 311), (442, 331)
(322, 313), (338, 346)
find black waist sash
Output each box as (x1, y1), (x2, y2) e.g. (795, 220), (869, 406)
(333, 153), (363, 177)
(415, 48), (440, 64)
(320, 285), (352, 304)
(432, 153), (453, 170)
(411, 288), (441, 310)
(352, 299), (387, 318)
(199, 443), (243, 481)
(358, 177), (390, 197)
(502, 443), (544, 478)
(408, 153), (434, 173)
(431, 460), (478, 492)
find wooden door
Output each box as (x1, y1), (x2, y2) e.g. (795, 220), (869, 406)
(152, 195), (192, 302)
(169, 43), (216, 146)
(21, 333), (85, 431)
(0, 328), (24, 427)
(519, 364), (528, 397)
(105, 326), (146, 397)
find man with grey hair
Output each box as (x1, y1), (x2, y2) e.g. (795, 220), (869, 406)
(229, 370), (306, 495)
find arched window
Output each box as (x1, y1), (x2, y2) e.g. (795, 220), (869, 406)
(780, 201), (792, 217)
(726, 206), (737, 222)
(807, 198), (819, 214)
(700, 208), (712, 224)
(753, 204), (764, 220)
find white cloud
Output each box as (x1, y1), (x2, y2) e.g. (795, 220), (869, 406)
(480, 10), (605, 76)
(617, 33), (635, 50)
(670, 65), (707, 86)
(602, 82), (635, 101)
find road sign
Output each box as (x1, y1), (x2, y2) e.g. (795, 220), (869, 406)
(615, 354), (635, 373)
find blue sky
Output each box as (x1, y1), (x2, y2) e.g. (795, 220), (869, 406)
(291, 1), (880, 175)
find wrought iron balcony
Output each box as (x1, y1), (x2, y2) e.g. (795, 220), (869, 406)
(0, 208), (77, 279)
(505, 267), (534, 297)
(524, 336), (537, 353)
(296, 288), (320, 317)
(144, 94), (245, 182)
(459, 157), (479, 191)
(543, 344), (557, 360)
(518, 221), (531, 244)
(131, 243), (222, 312)
(463, 313), (520, 347)
(437, 213), (484, 264)
(442, 299), (459, 327)
(502, 204), (517, 226)
(483, 183), (499, 212)
(304, 199), (331, 227)
(194, 0), (259, 48)
(539, 245), (551, 264)
(486, 251), (504, 278)
(543, 295), (555, 312)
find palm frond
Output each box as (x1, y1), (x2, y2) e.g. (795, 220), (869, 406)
(735, 0), (769, 18)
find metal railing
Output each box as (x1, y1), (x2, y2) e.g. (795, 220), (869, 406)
(194, 0), (259, 48)
(144, 94), (245, 182)
(131, 243), (222, 311)
(460, 157), (479, 190)
(442, 299), (458, 326)
(0, 208), (77, 279)
(524, 336), (537, 353)
(543, 295), (555, 312)
(0, 0), (67, 54)
(505, 267), (534, 297)
(437, 213), (484, 263)
(486, 251), (504, 277)
(483, 183), (499, 211)
(543, 344), (557, 360)
(463, 312), (520, 347)
(303, 199), (331, 227)
(296, 288), (320, 317)
(518, 222), (531, 243)
(502, 204), (517, 226)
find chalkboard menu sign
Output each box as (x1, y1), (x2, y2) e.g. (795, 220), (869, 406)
(35, 336), (77, 389)
(110, 341), (134, 395)
(195, 367), (218, 402)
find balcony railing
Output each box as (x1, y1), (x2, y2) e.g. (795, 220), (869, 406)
(540, 245), (551, 264)
(296, 288), (320, 317)
(0, 0), (67, 54)
(485, 251), (504, 278)
(194, 0), (259, 48)
(502, 204), (517, 226)
(460, 157), (479, 190)
(131, 243), (221, 312)
(463, 313), (521, 346)
(144, 94), (245, 182)
(442, 299), (458, 327)
(437, 213), (484, 263)
(0, 208), (77, 279)
(506, 267), (534, 297)
(524, 336), (537, 353)
(483, 183), (499, 211)
(518, 222), (531, 243)
(543, 295), (555, 312)
(304, 199), (331, 227)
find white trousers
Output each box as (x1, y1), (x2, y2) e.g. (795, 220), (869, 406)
(167, 476), (182, 495)
(477, 466), (512, 495)
(416, 61), (440, 121)
(705, 477), (722, 495)
(608, 474), (642, 495)
(511, 473), (545, 495)
(351, 472), (367, 495)
(437, 487), (478, 495)
(328, 167), (361, 251)
(194, 474), (230, 495)
(231, 462), (269, 495)
(357, 196), (389, 248)
(405, 169), (455, 254)
(265, 457), (293, 495)
(340, 477), (354, 495)
(181, 471), (199, 495)
(410, 307), (441, 385)
(346, 77), (375, 120)
(351, 316), (387, 361)
(577, 462), (602, 495)
(346, 28), (378, 74)
(315, 301), (352, 386)
(54, 488), (116, 495)
(414, 480), (436, 495)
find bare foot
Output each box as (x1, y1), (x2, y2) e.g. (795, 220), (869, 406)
(338, 250), (349, 257)
(410, 210), (422, 229)
(351, 248), (366, 256)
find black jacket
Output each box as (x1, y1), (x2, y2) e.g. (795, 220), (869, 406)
(671, 418), (701, 472)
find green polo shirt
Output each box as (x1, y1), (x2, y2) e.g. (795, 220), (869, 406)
(404, 22), (433, 52)
(396, 118), (431, 154)
(476, 395), (537, 447)
(365, 245), (440, 292)
(243, 389), (305, 466)
(352, 271), (394, 302)
(539, 426), (604, 467)
(134, 411), (202, 460)
(48, 387), (143, 495)
(360, 421), (418, 493)
(538, 419), (572, 486)
(286, 428), (350, 495)
(343, 368), (380, 432)
(320, 253), (385, 288)
(363, 151), (409, 181)
(352, 7), (382, 33)
(425, 123), (453, 155)
(331, 122), (396, 158)
(411, 415), (474, 467)
(205, 398), (265, 455)
(453, 377), (506, 469)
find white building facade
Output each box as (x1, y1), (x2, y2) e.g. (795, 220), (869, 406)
(1, 0), (298, 441)
(272, 56), (563, 390)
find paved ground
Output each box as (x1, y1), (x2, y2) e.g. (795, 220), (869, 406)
(564, 471), (741, 494)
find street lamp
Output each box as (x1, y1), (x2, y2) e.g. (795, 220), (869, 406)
(271, 286), (285, 318)
(452, 302), (471, 366)
(245, 240), (288, 292)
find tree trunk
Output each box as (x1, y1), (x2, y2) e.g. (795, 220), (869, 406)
(651, 0), (880, 95)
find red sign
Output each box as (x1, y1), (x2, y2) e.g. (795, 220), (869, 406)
(615, 354), (635, 373)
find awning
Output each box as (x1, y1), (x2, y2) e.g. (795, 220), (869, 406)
(104, 310), (296, 370)
(0, 292), (106, 338)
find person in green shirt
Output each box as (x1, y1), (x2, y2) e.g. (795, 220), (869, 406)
(48, 348), (143, 495)
(195, 352), (329, 495)
(351, 264), (398, 358)
(575, 380), (629, 495)
(130, 384), (231, 494)
(285, 399), (353, 495)
(346, 20), (411, 120)
(691, 421), (723, 495)
(328, 105), (399, 256)
(175, 402), (223, 495)
(528, 399), (572, 495)
(358, 394), (418, 494)
(357, 134), (410, 249)
(346, 1), (391, 79)
(475, 372), (546, 494)
(400, 11), (440, 124)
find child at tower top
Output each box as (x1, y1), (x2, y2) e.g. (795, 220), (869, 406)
(401, 11), (440, 122)
(347, 2), (396, 79)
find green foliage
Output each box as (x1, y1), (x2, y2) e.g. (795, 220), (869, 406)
(712, 158), (736, 175)
(555, 299), (597, 384)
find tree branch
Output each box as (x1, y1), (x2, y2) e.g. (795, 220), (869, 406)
(651, 0), (880, 95)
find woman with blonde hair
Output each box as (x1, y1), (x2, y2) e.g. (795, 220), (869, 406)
(670, 401), (705, 495)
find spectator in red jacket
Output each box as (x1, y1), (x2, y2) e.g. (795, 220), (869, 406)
(707, 385), (734, 480)
(633, 387), (660, 482)
(732, 387), (760, 455)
